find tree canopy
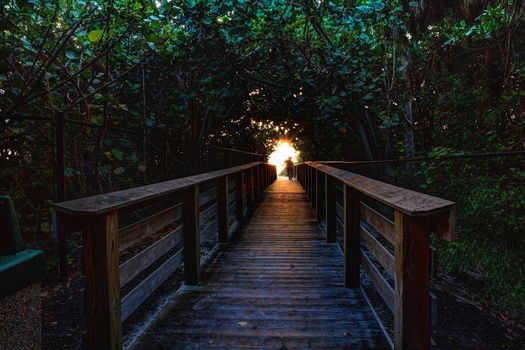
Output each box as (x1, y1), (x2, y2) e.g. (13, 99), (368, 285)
(1, 0), (525, 318)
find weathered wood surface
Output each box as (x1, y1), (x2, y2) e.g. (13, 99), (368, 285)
(135, 178), (388, 349)
(307, 162), (455, 219)
(82, 211), (122, 350)
(52, 162), (263, 215)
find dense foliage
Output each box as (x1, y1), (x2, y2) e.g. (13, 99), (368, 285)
(1, 0), (524, 317)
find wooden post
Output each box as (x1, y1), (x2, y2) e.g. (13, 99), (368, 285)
(246, 169), (253, 210)
(217, 176), (229, 244)
(305, 166), (310, 195)
(82, 211), (122, 350)
(325, 175), (337, 243)
(235, 171), (244, 221)
(311, 168), (317, 207)
(394, 211), (431, 350)
(183, 186), (200, 285)
(303, 166), (307, 192)
(343, 185), (360, 288)
(316, 170), (323, 220)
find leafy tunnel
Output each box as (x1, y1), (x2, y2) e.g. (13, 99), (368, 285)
(2, 0), (525, 337)
(4, 1), (523, 161)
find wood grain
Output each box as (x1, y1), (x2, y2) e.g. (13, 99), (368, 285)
(119, 203), (182, 251)
(183, 186), (200, 285)
(307, 162), (455, 216)
(217, 176), (229, 243)
(361, 224), (394, 276)
(361, 250), (395, 313)
(81, 211), (122, 350)
(119, 226), (183, 287)
(134, 178), (389, 349)
(344, 185), (361, 288)
(121, 248), (183, 321)
(53, 162), (263, 215)
(394, 210), (430, 350)
(325, 174), (337, 243)
(361, 203), (396, 245)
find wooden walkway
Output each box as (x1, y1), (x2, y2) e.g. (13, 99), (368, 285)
(134, 178), (389, 349)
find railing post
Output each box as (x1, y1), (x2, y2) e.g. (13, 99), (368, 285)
(183, 186), (200, 285)
(246, 168), (253, 210)
(235, 171), (245, 221)
(325, 175), (337, 243)
(217, 176), (229, 244)
(254, 165), (260, 201)
(343, 185), (360, 288)
(316, 170), (323, 220)
(394, 211), (431, 350)
(305, 166), (309, 195)
(81, 211), (122, 350)
(307, 165), (311, 194)
(311, 168), (317, 207)
(303, 164), (309, 190)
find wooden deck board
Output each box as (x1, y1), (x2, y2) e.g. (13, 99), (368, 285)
(134, 178), (389, 349)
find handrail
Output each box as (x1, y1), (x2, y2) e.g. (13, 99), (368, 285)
(52, 162), (277, 349)
(52, 162), (263, 215)
(306, 161), (454, 217)
(295, 161), (455, 350)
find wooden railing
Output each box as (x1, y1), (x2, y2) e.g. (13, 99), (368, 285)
(295, 162), (455, 350)
(52, 162), (277, 349)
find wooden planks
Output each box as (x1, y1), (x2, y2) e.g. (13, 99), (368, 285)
(81, 211), (122, 350)
(361, 203), (396, 245)
(343, 185), (361, 288)
(119, 227), (183, 287)
(307, 162), (455, 217)
(119, 203), (182, 252)
(135, 178), (389, 349)
(52, 162), (263, 215)
(361, 250), (395, 313)
(361, 224), (394, 276)
(121, 248), (183, 321)
(394, 211), (431, 350)
(183, 186), (200, 285)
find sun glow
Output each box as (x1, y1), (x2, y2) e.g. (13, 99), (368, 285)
(268, 140), (300, 175)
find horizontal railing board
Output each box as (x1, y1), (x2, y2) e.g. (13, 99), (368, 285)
(121, 248), (184, 321)
(201, 219), (218, 243)
(361, 203), (395, 245)
(199, 187), (217, 208)
(361, 249), (394, 313)
(119, 203), (182, 252)
(119, 226), (183, 287)
(199, 203), (217, 228)
(53, 162), (263, 215)
(306, 162), (455, 217)
(361, 224), (394, 276)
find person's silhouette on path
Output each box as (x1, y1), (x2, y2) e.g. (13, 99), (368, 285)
(285, 157), (294, 180)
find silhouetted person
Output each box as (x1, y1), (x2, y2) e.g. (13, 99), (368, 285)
(285, 157), (294, 180)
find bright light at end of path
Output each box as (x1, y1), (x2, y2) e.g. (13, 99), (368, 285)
(268, 140), (300, 174)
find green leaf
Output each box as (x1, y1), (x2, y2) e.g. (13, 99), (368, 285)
(65, 49), (79, 60)
(88, 29), (104, 43)
(111, 148), (124, 160)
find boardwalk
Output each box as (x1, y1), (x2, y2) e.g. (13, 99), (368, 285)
(135, 178), (389, 349)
